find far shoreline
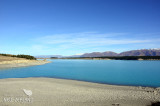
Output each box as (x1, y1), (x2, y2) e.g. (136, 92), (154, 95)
(48, 56), (160, 60)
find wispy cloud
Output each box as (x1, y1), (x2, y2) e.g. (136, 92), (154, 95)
(35, 32), (153, 47)
(30, 32), (160, 55)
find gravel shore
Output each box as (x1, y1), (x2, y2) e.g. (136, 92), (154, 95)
(0, 78), (159, 106)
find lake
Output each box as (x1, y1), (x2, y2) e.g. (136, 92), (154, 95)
(0, 59), (160, 87)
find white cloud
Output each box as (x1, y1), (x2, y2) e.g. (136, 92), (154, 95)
(29, 32), (160, 55)
(75, 53), (84, 55)
(31, 45), (46, 51)
(35, 32), (153, 47)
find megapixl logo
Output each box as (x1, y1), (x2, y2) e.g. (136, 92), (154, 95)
(23, 89), (32, 97)
(3, 89), (33, 103)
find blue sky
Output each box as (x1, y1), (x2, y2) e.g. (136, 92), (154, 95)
(0, 0), (160, 56)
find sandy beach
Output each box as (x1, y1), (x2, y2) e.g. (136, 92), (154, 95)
(0, 78), (159, 106)
(0, 55), (50, 69)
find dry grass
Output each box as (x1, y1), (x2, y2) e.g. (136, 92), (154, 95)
(0, 55), (26, 62)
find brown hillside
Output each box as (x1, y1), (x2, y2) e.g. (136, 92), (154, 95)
(0, 55), (26, 62)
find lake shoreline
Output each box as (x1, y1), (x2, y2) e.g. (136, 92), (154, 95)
(0, 77), (160, 106)
(0, 76), (159, 88)
(49, 56), (160, 60)
(0, 60), (51, 70)
(33, 77), (160, 88)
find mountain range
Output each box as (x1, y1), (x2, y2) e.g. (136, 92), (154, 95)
(35, 49), (160, 58)
(81, 49), (160, 57)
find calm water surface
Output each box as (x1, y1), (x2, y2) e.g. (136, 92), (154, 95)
(0, 59), (160, 87)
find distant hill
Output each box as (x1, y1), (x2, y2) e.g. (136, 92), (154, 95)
(119, 49), (160, 56)
(81, 51), (118, 57)
(80, 49), (160, 57)
(35, 55), (62, 58)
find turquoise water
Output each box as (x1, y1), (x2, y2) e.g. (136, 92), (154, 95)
(0, 59), (160, 87)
